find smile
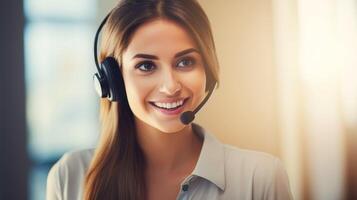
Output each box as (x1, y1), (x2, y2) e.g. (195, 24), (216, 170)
(149, 98), (189, 115)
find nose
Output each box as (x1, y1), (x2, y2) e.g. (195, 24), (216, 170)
(159, 70), (182, 96)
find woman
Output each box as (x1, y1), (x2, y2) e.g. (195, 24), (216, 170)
(46, 0), (293, 199)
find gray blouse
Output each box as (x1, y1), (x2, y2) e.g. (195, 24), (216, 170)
(46, 123), (293, 200)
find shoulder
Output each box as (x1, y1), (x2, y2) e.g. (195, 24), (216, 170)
(46, 149), (95, 200)
(223, 144), (283, 184)
(58, 148), (95, 169)
(222, 145), (293, 199)
(223, 144), (280, 174)
(50, 148), (94, 177)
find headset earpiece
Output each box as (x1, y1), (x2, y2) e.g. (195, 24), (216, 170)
(93, 72), (109, 98)
(93, 57), (126, 102)
(93, 13), (126, 102)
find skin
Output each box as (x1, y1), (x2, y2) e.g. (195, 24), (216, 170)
(120, 18), (206, 198)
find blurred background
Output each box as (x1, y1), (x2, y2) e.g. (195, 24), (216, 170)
(0, 0), (356, 199)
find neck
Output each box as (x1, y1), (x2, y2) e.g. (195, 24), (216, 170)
(135, 119), (202, 174)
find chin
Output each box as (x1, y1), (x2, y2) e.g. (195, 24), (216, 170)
(154, 121), (188, 134)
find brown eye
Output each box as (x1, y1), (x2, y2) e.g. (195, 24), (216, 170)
(135, 61), (156, 72)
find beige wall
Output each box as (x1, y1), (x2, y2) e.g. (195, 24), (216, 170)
(197, 0), (280, 156)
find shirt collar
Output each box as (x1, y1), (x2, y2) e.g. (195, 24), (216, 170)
(191, 123), (226, 191)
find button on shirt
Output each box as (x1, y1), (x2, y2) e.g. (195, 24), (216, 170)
(46, 123), (293, 200)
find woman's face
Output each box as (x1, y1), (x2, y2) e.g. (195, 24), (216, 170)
(121, 19), (206, 133)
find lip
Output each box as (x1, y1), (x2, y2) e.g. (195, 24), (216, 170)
(149, 98), (189, 116)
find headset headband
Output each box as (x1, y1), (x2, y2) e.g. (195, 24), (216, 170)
(94, 13), (111, 72)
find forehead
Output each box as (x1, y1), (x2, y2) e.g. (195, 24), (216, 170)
(123, 19), (197, 58)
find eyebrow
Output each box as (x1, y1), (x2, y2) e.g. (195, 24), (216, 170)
(132, 48), (200, 60)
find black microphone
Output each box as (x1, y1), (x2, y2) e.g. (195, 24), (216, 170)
(180, 83), (216, 125)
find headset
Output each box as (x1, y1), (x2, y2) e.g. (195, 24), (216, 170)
(93, 13), (125, 102)
(93, 12), (217, 125)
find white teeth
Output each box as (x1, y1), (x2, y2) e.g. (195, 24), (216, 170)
(153, 100), (184, 109)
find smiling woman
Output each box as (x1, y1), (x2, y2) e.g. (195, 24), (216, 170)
(121, 19), (207, 133)
(46, 0), (293, 200)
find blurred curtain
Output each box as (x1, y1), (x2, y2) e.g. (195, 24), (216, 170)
(273, 0), (357, 200)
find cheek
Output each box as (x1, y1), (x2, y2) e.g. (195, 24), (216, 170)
(122, 73), (153, 110)
(183, 68), (206, 100)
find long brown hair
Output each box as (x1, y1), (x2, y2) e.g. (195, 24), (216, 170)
(84, 0), (220, 199)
